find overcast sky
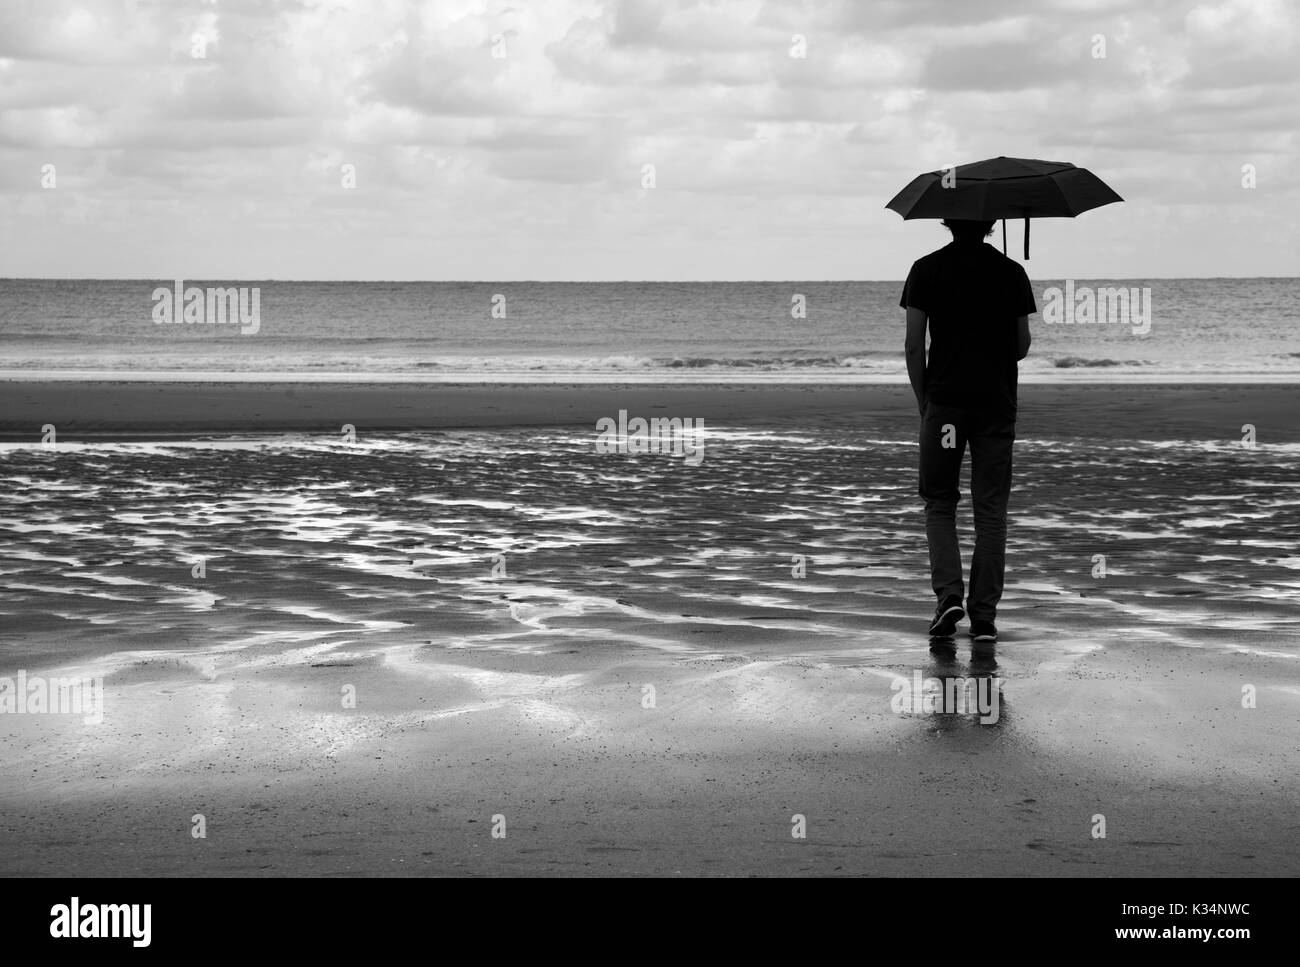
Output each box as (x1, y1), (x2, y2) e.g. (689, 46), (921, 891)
(0, 0), (1295, 280)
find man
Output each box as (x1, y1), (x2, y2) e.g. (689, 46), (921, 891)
(899, 219), (1036, 643)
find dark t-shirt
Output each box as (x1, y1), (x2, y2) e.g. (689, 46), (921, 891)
(899, 240), (1037, 413)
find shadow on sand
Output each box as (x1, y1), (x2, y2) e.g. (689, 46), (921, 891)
(920, 636), (1007, 731)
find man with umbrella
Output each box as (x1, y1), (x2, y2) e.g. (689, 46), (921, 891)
(899, 218), (1034, 643)
(888, 157), (1122, 642)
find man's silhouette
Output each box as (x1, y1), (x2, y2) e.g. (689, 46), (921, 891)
(900, 219), (1036, 642)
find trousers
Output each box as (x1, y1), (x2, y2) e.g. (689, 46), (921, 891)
(917, 401), (1016, 620)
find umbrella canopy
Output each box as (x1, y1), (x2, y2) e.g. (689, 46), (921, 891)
(885, 156), (1122, 258)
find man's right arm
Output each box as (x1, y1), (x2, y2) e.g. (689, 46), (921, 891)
(1015, 265), (1036, 361)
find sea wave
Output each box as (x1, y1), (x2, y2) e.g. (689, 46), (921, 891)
(1, 351), (1298, 381)
(1051, 356), (1149, 369)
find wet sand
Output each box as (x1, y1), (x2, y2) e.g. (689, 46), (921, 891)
(1, 380), (1297, 876)
(1, 380), (1299, 442)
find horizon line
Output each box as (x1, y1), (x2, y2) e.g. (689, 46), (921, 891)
(3, 275), (1297, 284)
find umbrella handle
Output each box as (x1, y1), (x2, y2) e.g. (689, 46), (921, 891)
(1024, 212), (1030, 260)
(1001, 219), (1007, 255)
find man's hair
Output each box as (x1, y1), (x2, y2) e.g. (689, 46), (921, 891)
(942, 219), (996, 242)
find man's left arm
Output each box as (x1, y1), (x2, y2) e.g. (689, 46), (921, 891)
(904, 306), (927, 413)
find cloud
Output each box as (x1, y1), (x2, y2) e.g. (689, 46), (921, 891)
(0, 0), (1295, 279)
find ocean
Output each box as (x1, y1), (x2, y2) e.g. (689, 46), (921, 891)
(2, 278), (1297, 381)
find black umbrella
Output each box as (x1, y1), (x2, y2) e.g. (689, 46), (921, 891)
(885, 156), (1122, 259)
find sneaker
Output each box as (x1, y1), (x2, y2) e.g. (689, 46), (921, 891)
(969, 619), (998, 642)
(928, 595), (965, 637)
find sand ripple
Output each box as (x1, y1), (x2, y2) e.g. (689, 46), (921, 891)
(1, 421), (1298, 670)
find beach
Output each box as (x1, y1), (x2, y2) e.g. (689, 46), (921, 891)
(2, 378), (1298, 440)
(1, 380), (1298, 876)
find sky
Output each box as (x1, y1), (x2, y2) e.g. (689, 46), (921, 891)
(0, 0), (1296, 281)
